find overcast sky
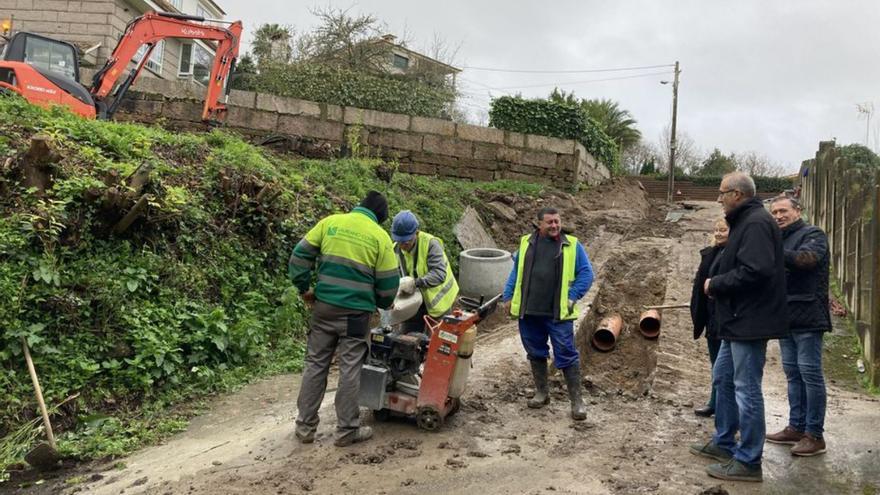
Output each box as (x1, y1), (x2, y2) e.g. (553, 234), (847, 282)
(222, 0), (880, 173)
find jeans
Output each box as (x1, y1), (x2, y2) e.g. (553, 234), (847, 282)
(779, 332), (827, 438)
(518, 315), (579, 369)
(712, 339), (768, 466)
(706, 337), (721, 409)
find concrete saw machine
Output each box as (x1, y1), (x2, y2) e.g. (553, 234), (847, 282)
(359, 294), (501, 431)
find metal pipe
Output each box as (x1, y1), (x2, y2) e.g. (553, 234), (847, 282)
(642, 303), (689, 310)
(591, 314), (623, 352)
(639, 309), (662, 339)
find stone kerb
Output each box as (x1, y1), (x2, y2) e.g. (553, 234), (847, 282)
(255, 93), (321, 118)
(456, 124), (504, 145)
(527, 134), (575, 155)
(343, 107), (410, 131)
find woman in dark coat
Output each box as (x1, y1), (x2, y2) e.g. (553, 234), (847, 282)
(690, 218), (729, 417)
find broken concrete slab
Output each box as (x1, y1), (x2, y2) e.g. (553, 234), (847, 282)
(454, 206), (497, 250)
(486, 201), (518, 222)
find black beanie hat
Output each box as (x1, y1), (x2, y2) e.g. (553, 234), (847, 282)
(359, 190), (388, 223)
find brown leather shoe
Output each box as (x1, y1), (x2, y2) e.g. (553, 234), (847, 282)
(765, 426), (805, 445)
(791, 433), (826, 456)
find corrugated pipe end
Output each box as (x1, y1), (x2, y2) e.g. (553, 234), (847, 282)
(592, 314), (623, 352)
(639, 309), (661, 339)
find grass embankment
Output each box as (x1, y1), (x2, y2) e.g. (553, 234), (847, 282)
(0, 96), (542, 474)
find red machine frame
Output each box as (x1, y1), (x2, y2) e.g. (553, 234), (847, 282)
(379, 295), (499, 431)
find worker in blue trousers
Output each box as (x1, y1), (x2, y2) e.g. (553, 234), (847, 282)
(501, 206), (594, 420)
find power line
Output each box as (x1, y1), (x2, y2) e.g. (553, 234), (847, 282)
(460, 63), (675, 74)
(481, 70), (673, 91)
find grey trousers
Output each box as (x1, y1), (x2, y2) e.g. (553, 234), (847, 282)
(295, 300), (371, 435)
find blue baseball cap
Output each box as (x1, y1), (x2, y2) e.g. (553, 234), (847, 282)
(391, 210), (419, 242)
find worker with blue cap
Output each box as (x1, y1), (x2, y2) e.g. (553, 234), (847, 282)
(391, 210), (460, 334)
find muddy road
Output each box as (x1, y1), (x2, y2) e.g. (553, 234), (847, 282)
(10, 182), (880, 495)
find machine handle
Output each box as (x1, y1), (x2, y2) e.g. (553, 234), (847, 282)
(475, 293), (502, 321)
(423, 315), (441, 335)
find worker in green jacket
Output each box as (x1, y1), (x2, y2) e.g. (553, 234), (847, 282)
(288, 191), (399, 447)
(391, 210), (460, 334)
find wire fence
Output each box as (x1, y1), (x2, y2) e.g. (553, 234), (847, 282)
(800, 141), (880, 386)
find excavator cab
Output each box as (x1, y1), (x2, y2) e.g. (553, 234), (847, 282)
(2, 32), (81, 81)
(0, 32), (95, 107)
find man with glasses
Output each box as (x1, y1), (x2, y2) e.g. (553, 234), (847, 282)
(689, 172), (789, 482)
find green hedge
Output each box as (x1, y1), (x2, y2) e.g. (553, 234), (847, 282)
(239, 63), (455, 118)
(653, 173), (794, 192)
(488, 96), (620, 173)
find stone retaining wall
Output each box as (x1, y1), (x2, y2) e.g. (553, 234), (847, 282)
(111, 76), (610, 186)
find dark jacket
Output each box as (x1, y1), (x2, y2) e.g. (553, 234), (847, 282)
(781, 219), (831, 333)
(502, 231), (594, 319)
(691, 245), (723, 340)
(707, 197), (789, 340)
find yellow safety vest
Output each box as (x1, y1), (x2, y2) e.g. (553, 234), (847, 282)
(398, 232), (459, 317)
(509, 233), (579, 320)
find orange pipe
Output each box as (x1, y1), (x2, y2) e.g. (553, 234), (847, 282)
(592, 314), (623, 352)
(639, 309), (662, 339)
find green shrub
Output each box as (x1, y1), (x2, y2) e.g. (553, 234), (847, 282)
(654, 173), (794, 192)
(241, 63), (456, 118)
(839, 144), (880, 169)
(488, 96), (620, 173)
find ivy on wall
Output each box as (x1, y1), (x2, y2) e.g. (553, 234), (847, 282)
(238, 64), (456, 118)
(488, 96), (620, 172)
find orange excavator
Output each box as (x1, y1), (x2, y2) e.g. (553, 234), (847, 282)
(0, 11), (242, 121)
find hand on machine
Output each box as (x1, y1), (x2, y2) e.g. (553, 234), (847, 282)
(359, 294), (502, 431)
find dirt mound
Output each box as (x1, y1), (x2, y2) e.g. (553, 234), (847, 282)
(577, 242), (670, 397)
(476, 178), (653, 251)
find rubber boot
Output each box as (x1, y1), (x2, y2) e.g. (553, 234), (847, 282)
(527, 359), (550, 408)
(563, 364), (587, 421)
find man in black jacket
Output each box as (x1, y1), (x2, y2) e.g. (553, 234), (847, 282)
(689, 172), (789, 482)
(765, 196), (830, 456)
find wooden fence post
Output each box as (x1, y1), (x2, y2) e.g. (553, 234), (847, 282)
(870, 173), (880, 386)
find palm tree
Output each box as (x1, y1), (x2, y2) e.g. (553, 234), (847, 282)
(547, 90), (642, 151)
(579, 98), (642, 151)
(251, 24), (293, 68)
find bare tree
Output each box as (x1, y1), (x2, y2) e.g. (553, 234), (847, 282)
(658, 126), (702, 174)
(735, 151), (787, 177)
(295, 6), (391, 72)
(424, 32), (462, 67)
(621, 140), (661, 175)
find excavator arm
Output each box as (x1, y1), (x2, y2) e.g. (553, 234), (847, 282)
(90, 11), (242, 121)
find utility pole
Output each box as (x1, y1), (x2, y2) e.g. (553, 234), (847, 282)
(667, 61), (680, 203)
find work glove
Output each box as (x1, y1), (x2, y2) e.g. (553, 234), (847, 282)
(398, 276), (416, 295)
